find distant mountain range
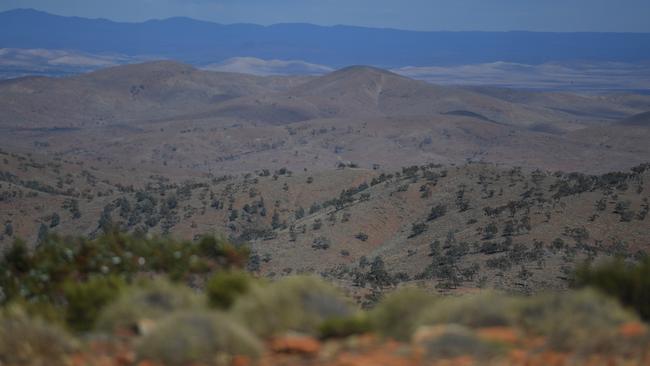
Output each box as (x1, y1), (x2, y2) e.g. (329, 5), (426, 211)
(2, 9), (650, 68)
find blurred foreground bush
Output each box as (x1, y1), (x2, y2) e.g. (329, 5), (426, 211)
(368, 287), (438, 341)
(0, 231), (248, 332)
(232, 275), (354, 338)
(517, 289), (637, 352)
(96, 279), (202, 333)
(418, 291), (517, 328)
(575, 258), (650, 321)
(368, 287), (640, 354)
(63, 275), (125, 332)
(0, 306), (77, 366)
(319, 313), (373, 339)
(0, 230), (646, 361)
(137, 311), (262, 365)
(206, 270), (253, 310)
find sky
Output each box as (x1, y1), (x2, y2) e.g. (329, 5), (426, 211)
(1, 0), (649, 32)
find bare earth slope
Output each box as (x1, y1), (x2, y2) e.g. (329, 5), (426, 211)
(0, 61), (309, 129)
(0, 62), (649, 175)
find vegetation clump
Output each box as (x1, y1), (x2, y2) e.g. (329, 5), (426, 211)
(96, 279), (202, 333)
(232, 276), (354, 338)
(0, 230), (647, 362)
(0, 306), (77, 366)
(368, 287), (438, 341)
(417, 291), (517, 328)
(516, 289), (637, 351)
(206, 271), (253, 310)
(414, 324), (503, 360)
(137, 311), (262, 365)
(319, 314), (373, 339)
(63, 275), (125, 332)
(0, 231), (249, 333)
(574, 258), (650, 321)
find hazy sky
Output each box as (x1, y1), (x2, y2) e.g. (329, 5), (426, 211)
(1, 0), (649, 32)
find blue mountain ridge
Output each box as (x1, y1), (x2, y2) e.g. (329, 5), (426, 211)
(2, 8), (650, 68)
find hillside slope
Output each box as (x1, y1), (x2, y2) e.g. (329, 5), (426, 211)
(2, 148), (648, 296)
(1, 62), (649, 176)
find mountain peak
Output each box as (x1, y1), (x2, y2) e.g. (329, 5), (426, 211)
(332, 65), (398, 77)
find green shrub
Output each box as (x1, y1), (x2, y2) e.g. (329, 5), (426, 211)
(574, 258), (650, 321)
(137, 311), (262, 365)
(0, 306), (77, 366)
(206, 271), (253, 310)
(516, 289), (636, 351)
(232, 276), (354, 338)
(417, 291), (517, 329)
(319, 314), (373, 339)
(0, 232), (246, 306)
(96, 279), (202, 333)
(369, 287), (437, 341)
(63, 275), (125, 332)
(197, 236), (250, 268)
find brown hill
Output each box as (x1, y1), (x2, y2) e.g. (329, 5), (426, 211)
(0, 61), (308, 129)
(1, 62), (650, 178)
(3, 61), (648, 131)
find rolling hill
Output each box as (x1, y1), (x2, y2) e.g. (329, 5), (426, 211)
(0, 62), (649, 175)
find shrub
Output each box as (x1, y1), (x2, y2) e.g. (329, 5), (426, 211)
(0, 306), (77, 366)
(312, 236), (331, 250)
(353, 256), (398, 288)
(355, 232), (369, 242)
(408, 223), (428, 238)
(369, 287), (437, 341)
(3, 239), (31, 274)
(137, 311), (262, 365)
(206, 271), (253, 310)
(96, 279), (202, 333)
(417, 291), (517, 329)
(0, 232), (246, 306)
(232, 276), (354, 338)
(63, 275), (125, 332)
(574, 258), (650, 321)
(196, 235), (250, 269)
(414, 324), (502, 360)
(516, 289), (636, 351)
(427, 204), (447, 221)
(3, 223), (12, 237)
(319, 314), (373, 339)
